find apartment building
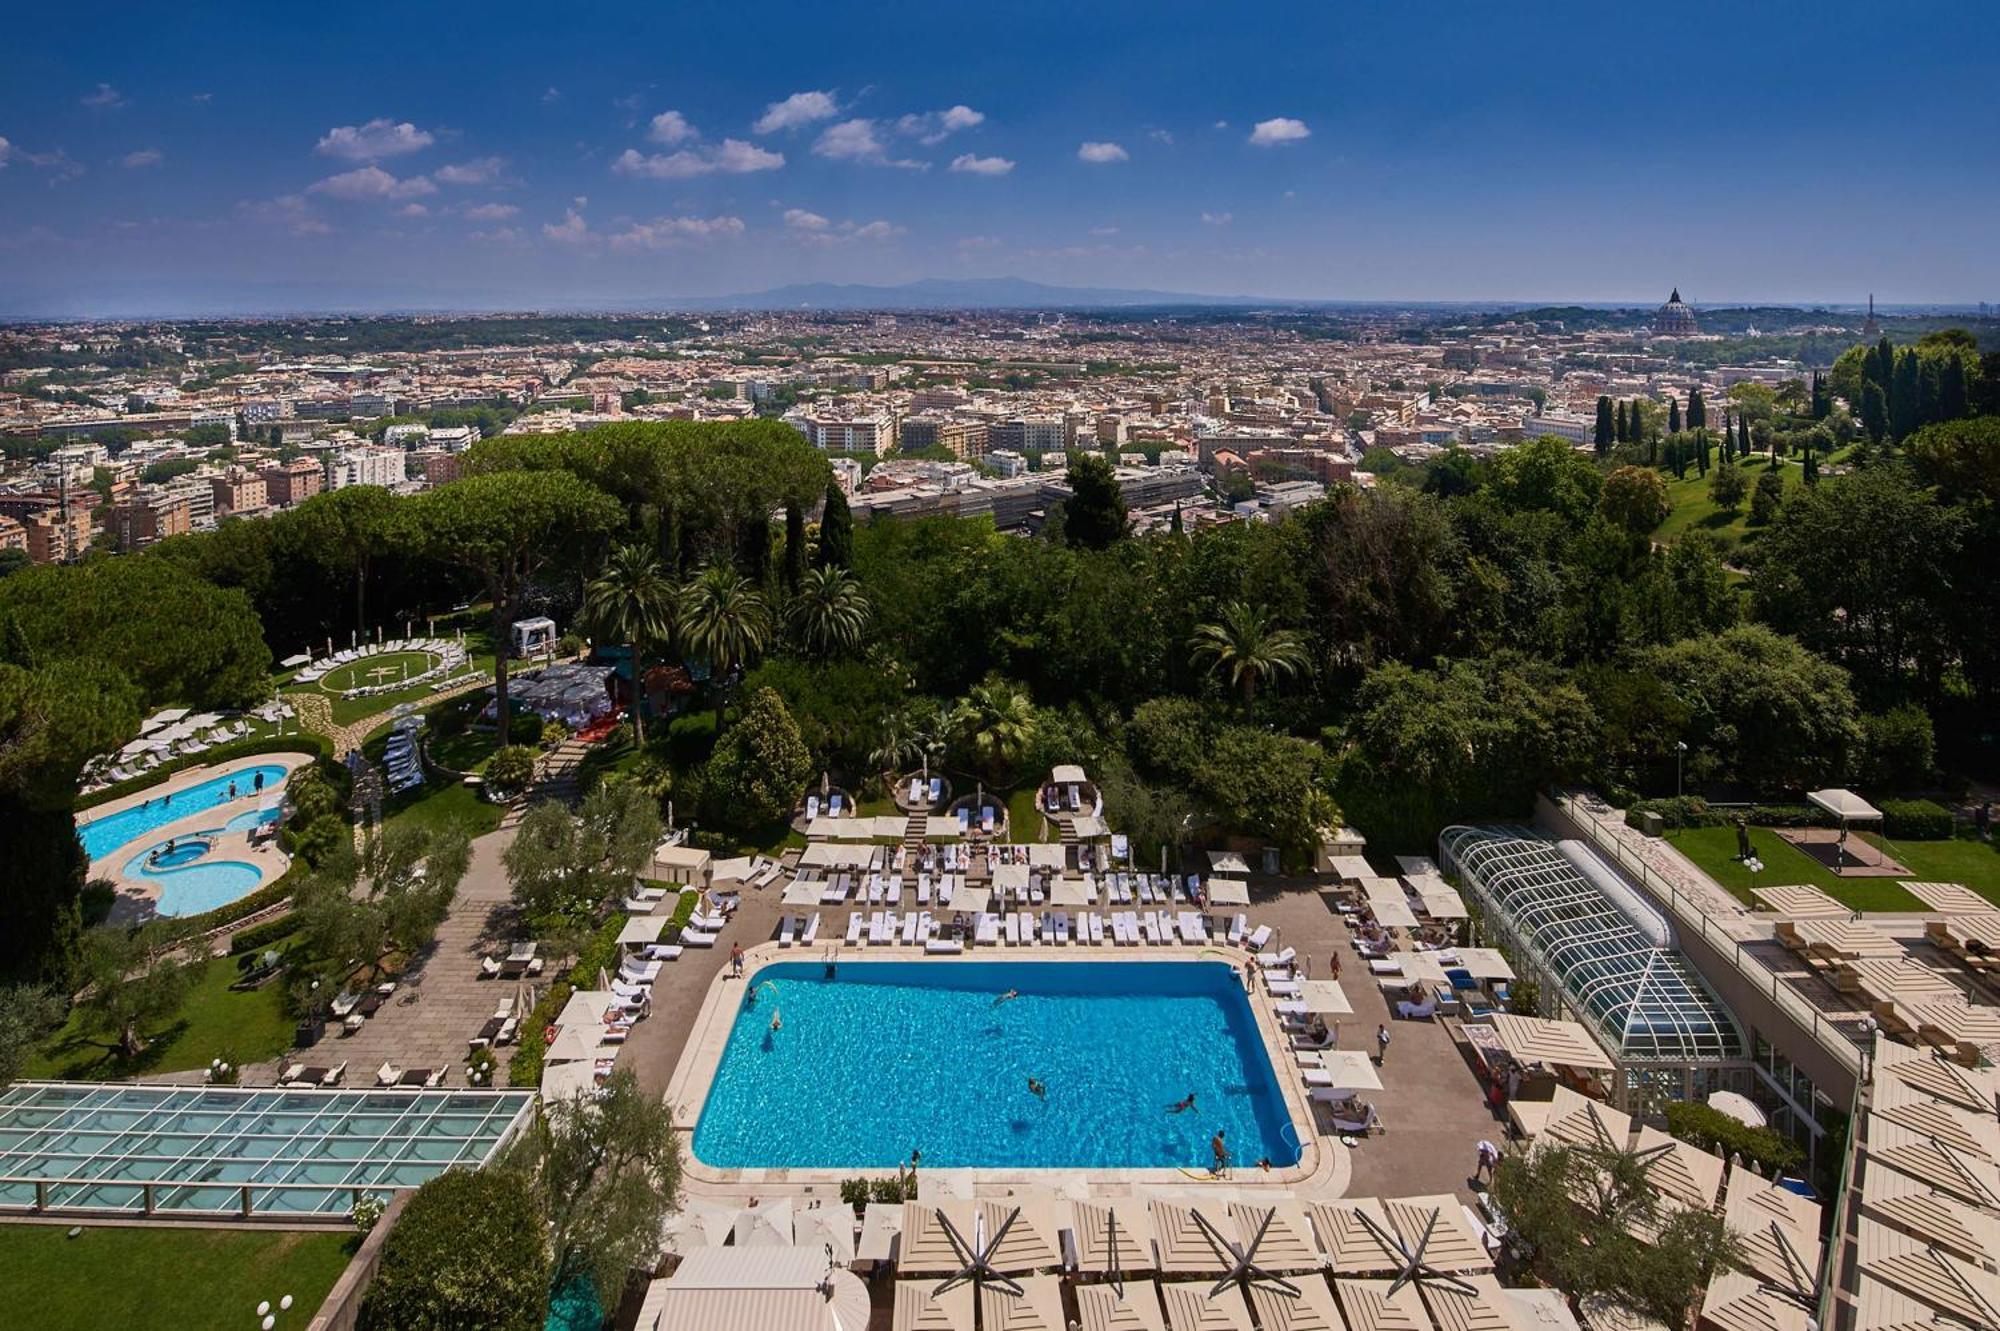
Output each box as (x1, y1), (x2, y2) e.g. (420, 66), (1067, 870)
(110, 490), (191, 551)
(326, 445), (406, 490)
(783, 411), (896, 456)
(260, 456), (323, 507)
(0, 515), (26, 556)
(210, 467), (268, 516)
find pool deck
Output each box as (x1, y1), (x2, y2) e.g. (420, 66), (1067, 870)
(664, 941), (1349, 1202)
(78, 751), (318, 924)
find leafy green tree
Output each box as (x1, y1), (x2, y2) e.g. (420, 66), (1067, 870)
(585, 542), (678, 746)
(787, 565), (870, 659)
(1492, 1143), (1741, 1330)
(1860, 381), (1888, 443)
(0, 985), (65, 1087)
(291, 824), (469, 994)
(503, 786), (656, 932)
(1891, 347), (1922, 440)
(679, 564), (773, 730)
(415, 470), (621, 746)
(1488, 435), (1603, 523)
(746, 657), (912, 774)
(951, 677), (1039, 781)
(1707, 458), (1748, 513)
(1063, 452), (1130, 550)
(1644, 625), (1862, 791)
(1748, 469), (1785, 526)
(815, 481), (853, 570)
(486, 744), (536, 794)
(1861, 703), (1936, 787)
(699, 686), (813, 828)
(281, 486), (403, 634)
(360, 1167), (550, 1331)
(75, 923), (210, 1062)
(1598, 465), (1671, 536)
(1189, 600), (1310, 714)
(535, 1070), (681, 1311)
(1906, 415), (2000, 504)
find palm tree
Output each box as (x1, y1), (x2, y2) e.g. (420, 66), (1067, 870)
(679, 564), (773, 730)
(788, 566), (871, 658)
(1189, 601), (1310, 714)
(584, 543), (677, 745)
(869, 699), (947, 778)
(951, 679), (1038, 781)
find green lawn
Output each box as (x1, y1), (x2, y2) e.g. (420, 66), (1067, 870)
(381, 776), (506, 839)
(0, 1223), (357, 1331)
(1653, 455), (1798, 556)
(1004, 787), (1048, 843)
(26, 948), (296, 1080)
(1672, 823), (2000, 911)
(308, 653), (495, 727)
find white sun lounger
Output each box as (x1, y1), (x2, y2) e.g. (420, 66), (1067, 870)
(1179, 911), (1209, 943)
(976, 913), (1000, 945)
(640, 944), (684, 962)
(1268, 977), (1304, 999)
(868, 911), (889, 945)
(800, 914), (820, 946)
(777, 917), (797, 947)
(1018, 912), (1038, 944)
(681, 929), (719, 948)
(1142, 913), (1162, 945)
(926, 936), (962, 954)
(1004, 913), (1021, 945)
(917, 873), (931, 905)
(1228, 914), (1248, 946)
(1258, 946), (1297, 970)
(899, 913), (920, 945)
(805, 795), (820, 822)
(1244, 924), (1274, 952)
(845, 913), (865, 945)
(619, 959), (663, 986)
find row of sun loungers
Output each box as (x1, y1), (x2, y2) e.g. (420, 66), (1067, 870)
(279, 1060), (348, 1088)
(825, 908), (1256, 949)
(382, 717), (424, 794)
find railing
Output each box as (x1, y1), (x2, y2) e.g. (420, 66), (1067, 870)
(0, 1175), (395, 1223)
(1548, 790), (1862, 1079)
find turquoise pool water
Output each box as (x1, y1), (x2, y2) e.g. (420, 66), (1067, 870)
(692, 961), (1300, 1171)
(120, 807), (283, 916)
(78, 763), (288, 861)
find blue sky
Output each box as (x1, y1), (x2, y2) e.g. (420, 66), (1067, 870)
(2, 1), (1995, 313)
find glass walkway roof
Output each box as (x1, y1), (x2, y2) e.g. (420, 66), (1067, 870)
(0, 1082), (535, 1218)
(1440, 826), (1744, 1065)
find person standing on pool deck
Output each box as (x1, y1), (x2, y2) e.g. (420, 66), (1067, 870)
(730, 942), (744, 978)
(1376, 1024), (1391, 1065)
(1210, 1129), (1229, 1173)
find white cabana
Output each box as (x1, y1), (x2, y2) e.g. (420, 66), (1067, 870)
(1049, 878), (1096, 907)
(1051, 764), (1088, 787)
(1317, 1049), (1383, 1091)
(952, 885), (993, 915)
(1207, 878), (1251, 907)
(1454, 948), (1516, 981)
(1808, 788), (1883, 823)
(618, 916), (666, 946)
(993, 863), (1033, 892)
(1365, 883), (1418, 929)
(1072, 815), (1110, 839)
(711, 856), (757, 883)
(1027, 843), (1066, 869)
(1327, 855), (1375, 883)
(1491, 1013), (1616, 1072)
(1299, 979), (1353, 1015)
(1208, 849), (1253, 876)
(782, 877), (825, 907)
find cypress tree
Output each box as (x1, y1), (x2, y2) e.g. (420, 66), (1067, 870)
(816, 481), (853, 570)
(1697, 431), (1711, 476)
(782, 502), (807, 593)
(1803, 450), (1819, 486)
(738, 514), (771, 584)
(1668, 397), (1682, 434)
(1861, 382), (1888, 442)
(1891, 348), (1922, 439)
(1594, 396), (1614, 452)
(1614, 400), (1628, 443)
(1687, 387), (1707, 432)
(1740, 413), (1753, 457)
(1941, 354), (1969, 421)
(1170, 502), (1184, 535)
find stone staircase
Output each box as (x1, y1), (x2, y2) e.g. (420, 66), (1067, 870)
(502, 736), (591, 826)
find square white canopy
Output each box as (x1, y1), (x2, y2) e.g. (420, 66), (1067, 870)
(1809, 788), (1883, 822)
(1207, 878), (1250, 907)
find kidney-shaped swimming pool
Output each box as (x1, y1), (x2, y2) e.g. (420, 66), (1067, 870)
(691, 960), (1301, 1172)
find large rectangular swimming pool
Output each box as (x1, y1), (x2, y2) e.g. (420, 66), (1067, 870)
(691, 960), (1301, 1172)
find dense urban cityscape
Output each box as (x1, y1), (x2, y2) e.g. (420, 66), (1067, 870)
(4, 5), (2000, 1331)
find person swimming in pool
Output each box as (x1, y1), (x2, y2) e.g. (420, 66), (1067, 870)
(254, 771), (265, 792)
(994, 989), (1020, 1006)
(1027, 1077), (1046, 1100)
(228, 781), (237, 799)
(1169, 1092), (1197, 1114)
(770, 1012), (782, 1033)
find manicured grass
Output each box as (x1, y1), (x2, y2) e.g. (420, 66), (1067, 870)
(318, 654), (496, 726)
(26, 947), (297, 1080)
(382, 776), (506, 839)
(1671, 823), (2000, 910)
(0, 1223), (357, 1331)
(1652, 454), (1797, 556)
(1004, 787), (1047, 843)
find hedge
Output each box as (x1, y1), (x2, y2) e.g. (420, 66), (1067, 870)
(75, 732), (334, 811)
(228, 910), (305, 954)
(359, 1168), (550, 1331)
(1663, 1100), (1805, 1176)
(1879, 798), (1954, 841)
(1627, 797), (1832, 831)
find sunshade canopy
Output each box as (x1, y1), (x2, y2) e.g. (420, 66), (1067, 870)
(1490, 1013), (1616, 1073)
(1076, 1280), (1167, 1331)
(1208, 878), (1251, 907)
(1808, 788), (1882, 822)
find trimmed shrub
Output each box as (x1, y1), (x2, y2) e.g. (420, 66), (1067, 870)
(507, 914), (630, 1089)
(1625, 798), (1833, 831)
(1880, 798), (1954, 841)
(229, 911), (304, 954)
(1664, 1100), (1805, 1177)
(360, 1168), (550, 1331)
(487, 744), (536, 793)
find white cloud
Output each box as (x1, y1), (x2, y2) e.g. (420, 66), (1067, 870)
(462, 202), (520, 222)
(0, 136), (11, 167)
(1090, 225), (1120, 236)
(895, 105), (984, 144)
(848, 219), (904, 240)
(433, 156), (505, 185)
(81, 83), (125, 110)
(543, 207), (590, 245)
(120, 148), (163, 168)
(397, 202), (429, 217)
(786, 210), (905, 245)
(612, 138), (782, 179)
(783, 208), (830, 231)
(1213, 120), (1230, 130)
(755, 90), (839, 133)
(309, 165), (436, 200)
(1077, 141), (1128, 164)
(541, 87), (562, 105)
(19, 147), (85, 182)
(609, 215), (746, 250)
(813, 118), (884, 160)
(1200, 210), (1233, 225)
(240, 194), (330, 235)
(1248, 117), (1309, 146)
(315, 118), (435, 161)
(472, 225), (527, 246)
(191, 92), (213, 104)
(647, 110), (696, 145)
(949, 153), (1014, 176)
(1148, 129), (1175, 145)
(956, 234), (1002, 251)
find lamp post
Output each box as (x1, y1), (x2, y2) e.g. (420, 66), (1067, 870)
(1674, 741), (1688, 837)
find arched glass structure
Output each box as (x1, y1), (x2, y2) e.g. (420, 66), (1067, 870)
(1440, 826), (1744, 1066)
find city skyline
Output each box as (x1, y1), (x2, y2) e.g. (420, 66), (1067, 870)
(2, 2), (1997, 315)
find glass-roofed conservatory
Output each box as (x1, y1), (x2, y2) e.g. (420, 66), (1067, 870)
(1440, 826), (1747, 1105)
(0, 1082), (535, 1219)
